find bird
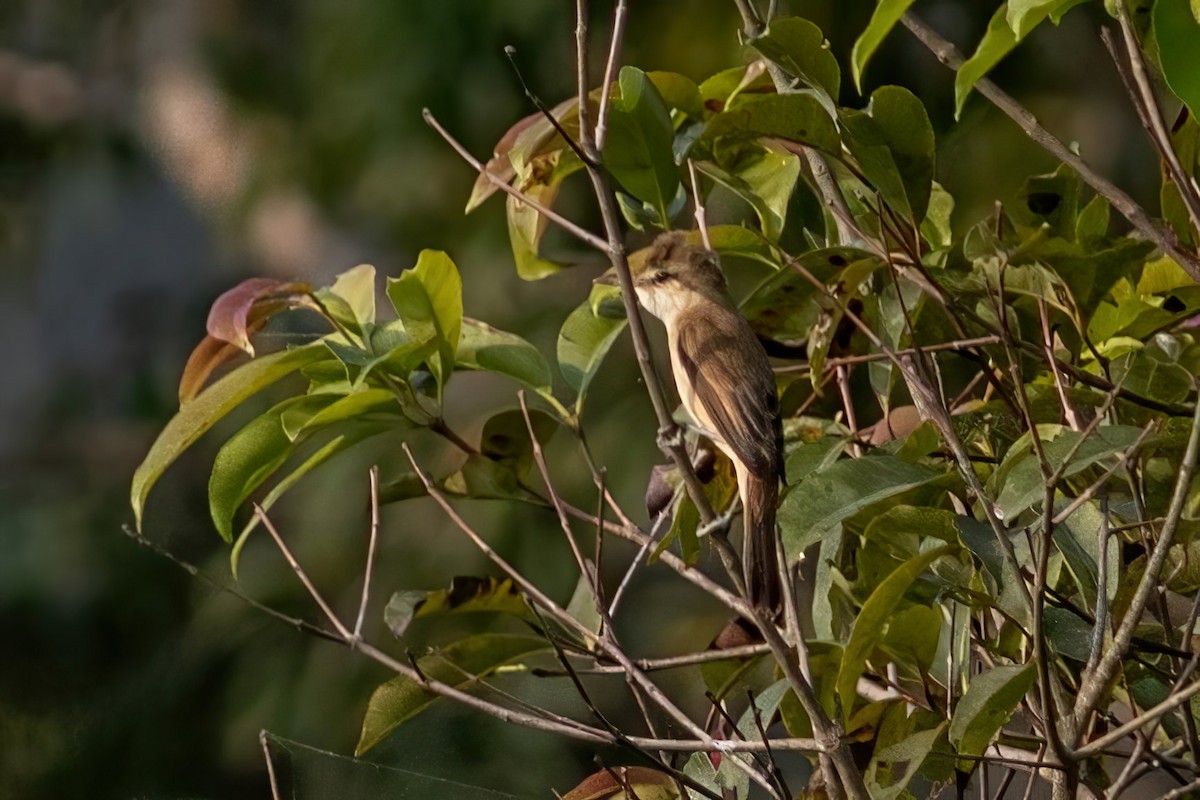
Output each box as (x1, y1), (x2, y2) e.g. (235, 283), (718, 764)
(624, 231), (784, 611)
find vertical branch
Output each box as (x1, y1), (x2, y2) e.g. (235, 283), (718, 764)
(260, 731), (282, 800)
(353, 465), (381, 641)
(594, 0), (628, 152)
(1073, 394), (1200, 736)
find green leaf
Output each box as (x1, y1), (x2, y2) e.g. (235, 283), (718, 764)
(851, 0), (918, 91)
(837, 546), (955, 716)
(562, 768), (681, 800)
(953, 1), (1086, 118)
(457, 318), (554, 397)
(866, 722), (948, 800)
(703, 93), (840, 154)
(921, 183), (955, 248)
(281, 387), (398, 440)
(646, 71), (704, 119)
(752, 17), (841, 113)
(208, 395), (331, 542)
(604, 66), (681, 225)
(695, 151), (802, 241)
(356, 634), (549, 755)
(948, 663), (1037, 757)
(230, 422), (389, 577)
(386, 250), (463, 393)
(868, 86), (935, 223)
(506, 149), (583, 280)
(1155, 0), (1200, 118)
(131, 344), (329, 531)
(442, 454), (544, 502)
(779, 456), (940, 561)
(992, 424), (1146, 521)
(315, 264), (376, 335)
(557, 285), (629, 414)
(384, 577), (530, 638)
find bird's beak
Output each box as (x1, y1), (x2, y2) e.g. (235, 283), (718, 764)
(593, 270), (620, 287)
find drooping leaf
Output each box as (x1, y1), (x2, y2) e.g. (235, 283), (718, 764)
(465, 99), (574, 214)
(208, 395), (333, 542)
(442, 454), (544, 503)
(836, 546), (956, 716)
(948, 663), (1037, 757)
(206, 277), (313, 355)
(695, 151), (801, 242)
(866, 721), (949, 800)
(703, 93), (841, 154)
(752, 16), (841, 114)
(1155, 0), (1200, 119)
(356, 634), (549, 755)
(506, 149), (584, 279)
(646, 71), (704, 120)
(131, 344), (330, 531)
(457, 318), (554, 397)
(178, 336), (242, 404)
(384, 577), (530, 638)
(477, 408), (559, 477)
(557, 285), (629, 414)
(387, 250), (463, 392)
(851, 0), (918, 91)
(230, 422), (390, 576)
(603, 66), (681, 225)
(954, 1), (1085, 118)
(561, 767), (680, 800)
(779, 455), (941, 561)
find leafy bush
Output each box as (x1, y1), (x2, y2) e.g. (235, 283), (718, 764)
(132, 1), (1200, 797)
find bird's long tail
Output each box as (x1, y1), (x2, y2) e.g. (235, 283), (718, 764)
(742, 473), (781, 612)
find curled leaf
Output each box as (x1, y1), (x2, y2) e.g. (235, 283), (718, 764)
(206, 277), (312, 355)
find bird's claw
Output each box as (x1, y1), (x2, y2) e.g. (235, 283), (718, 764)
(698, 506), (736, 540)
(656, 424), (685, 452)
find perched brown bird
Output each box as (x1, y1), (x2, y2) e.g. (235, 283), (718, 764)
(627, 232), (784, 610)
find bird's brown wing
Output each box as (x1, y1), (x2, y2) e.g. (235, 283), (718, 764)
(676, 308), (782, 481)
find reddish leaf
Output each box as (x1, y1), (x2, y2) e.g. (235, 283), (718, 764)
(178, 335), (240, 404)
(206, 278), (311, 355)
(561, 767), (678, 800)
(465, 98), (576, 214)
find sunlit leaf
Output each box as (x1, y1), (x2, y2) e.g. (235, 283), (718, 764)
(851, 0), (918, 91)
(178, 336), (241, 404)
(948, 663), (1036, 757)
(356, 634), (549, 755)
(131, 344), (330, 531)
(506, 149), (583, 280)
(646, 71), (704, 119)
(696, 151), (801, 241)
(315, 264), (376, 335)
(836, 545), (956, 716)
(387, 250), (463, 392)
(954, 1), (1085, 118)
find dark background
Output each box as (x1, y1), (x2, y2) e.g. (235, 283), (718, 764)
(0, 1), (1155, 797)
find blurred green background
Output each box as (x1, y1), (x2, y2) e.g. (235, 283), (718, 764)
(0, 1), (1156, 797)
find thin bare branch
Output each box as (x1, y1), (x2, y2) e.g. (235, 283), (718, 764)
(1073, 395), (1200, 738)
(688, 158), (713, 251)
(594, 0), (628, 152)
(353, 465), (381, 641)
(255, 505), (353, 641)
(261, 731), (282, 800)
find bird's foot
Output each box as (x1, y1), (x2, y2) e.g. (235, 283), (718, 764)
(656, 424), (685, 453)
(698, 506), (737, 540)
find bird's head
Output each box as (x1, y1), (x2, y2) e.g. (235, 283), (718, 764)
(622, 232), (730, 322)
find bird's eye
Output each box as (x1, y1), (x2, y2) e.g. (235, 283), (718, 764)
(652, 271), (670, 284)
